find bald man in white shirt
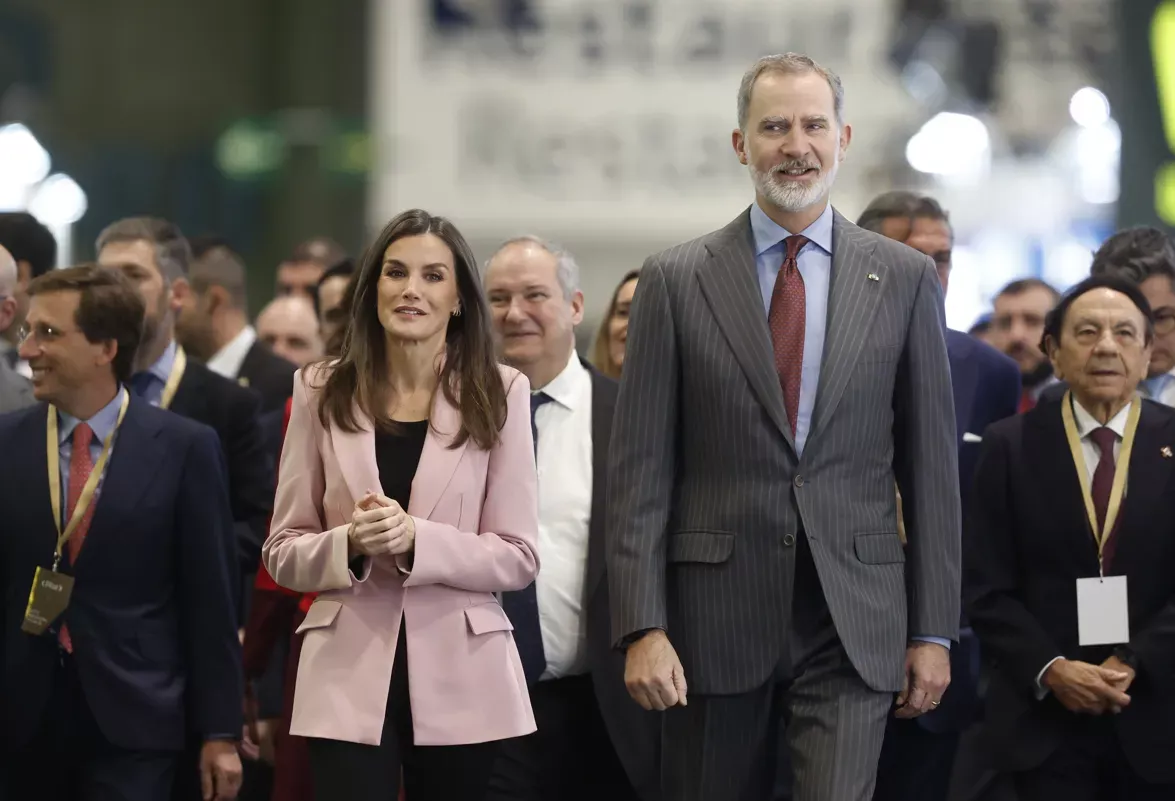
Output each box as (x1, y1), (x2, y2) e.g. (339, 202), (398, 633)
(484, 237), (660, 801)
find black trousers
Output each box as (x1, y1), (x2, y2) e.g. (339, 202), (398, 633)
(5, 652), (179, 801)
(485, 673), (640, 801)
(871, 716), (960, 801)
(1013, 717), (1173, 801)
(307, 622), (500, 801)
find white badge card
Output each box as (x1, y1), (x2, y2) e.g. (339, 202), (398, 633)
(1076, 576), (1130, 646)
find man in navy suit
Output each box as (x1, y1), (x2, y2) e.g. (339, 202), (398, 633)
(0, 265), (243, 801)
(857, 192), (1020, 801)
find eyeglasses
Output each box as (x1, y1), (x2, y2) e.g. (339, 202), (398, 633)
(17, 323), (66, 346)
(1154, 310), (1175, 336)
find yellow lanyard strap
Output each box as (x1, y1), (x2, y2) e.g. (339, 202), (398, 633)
(1060, 391), (1140, 573)
(158, 346), (187, 410)
(46, 389), (130, 570)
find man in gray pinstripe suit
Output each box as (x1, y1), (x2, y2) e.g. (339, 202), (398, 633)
(607, 53), (961, 801)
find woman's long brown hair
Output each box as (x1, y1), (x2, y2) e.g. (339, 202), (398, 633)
(312, 209), (508, 450)
(589, 269), (640, 380)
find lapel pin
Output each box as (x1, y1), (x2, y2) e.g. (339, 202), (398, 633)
(1163, 446), (1172, 458)
(867, 273), (880, 282)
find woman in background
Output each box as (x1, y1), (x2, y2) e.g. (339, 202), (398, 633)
(589, 269), (638, 379)
(263, 209), (539, 801)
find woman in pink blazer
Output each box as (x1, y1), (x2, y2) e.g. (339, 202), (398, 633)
(263, 209), (540, 801)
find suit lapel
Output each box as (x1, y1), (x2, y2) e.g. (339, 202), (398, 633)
(1111, 402), (1173, 568)
(696, 210), (795, 450)
(807, 212), (886, 444)
(586, 366), (614, 598)
(1027, 403), (1100, 565)
(407, 388), (468, 519)
(167, 365), (202, 418)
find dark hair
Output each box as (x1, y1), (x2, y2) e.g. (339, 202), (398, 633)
(0, 212), (57, 277)
(590, 269), (639, 380)
(27, 264), (145, 384)
(1089, 226), (1175, 288)
(190, 243), (248, 309)
(323, 272), (358, 359)
(96, 217), (192, 283)
(996, 277), (1060, 305)
(1040, 274), (1155, 355)
(188, 234), (234, 260)
(315, 210), (508, 450)
(856, 191), (952, 241)
(311, 257), (356, 318)
(968, 315), (992, 337)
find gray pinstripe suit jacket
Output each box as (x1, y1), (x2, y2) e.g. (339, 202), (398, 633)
(607, 207), (961, 696)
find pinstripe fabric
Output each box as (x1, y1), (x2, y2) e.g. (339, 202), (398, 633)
(607, 207), (961, 694)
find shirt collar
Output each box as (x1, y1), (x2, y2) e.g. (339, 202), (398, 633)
(749, 200), (834, 257)
(536, 348), (588, 411)
(58, 388), (127, 446)
(1071, 395), (1133, 440)
(146, 339), (178, 384)
(206, 325), (256, 380)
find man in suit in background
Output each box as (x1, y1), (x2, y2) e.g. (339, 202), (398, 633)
(608, 53), (960, 801)
(966, 275), (1175, 799)
(178, 238), (296, 413)
(95, 218), (272, 583)
(988, 279), (1060, 411)
(0, 212), (57, 376)
(254, 296), (323, 368)
(1088, 227), (1175, 407)
(857, 192), (1021, 801)
(0, 265), (242, 801)
(484, 236), (660, 801)
(0, 245), (34, 413)
(274, 238), (346, 301)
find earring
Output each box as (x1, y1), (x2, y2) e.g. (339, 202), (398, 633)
(451, 307), (462, 317)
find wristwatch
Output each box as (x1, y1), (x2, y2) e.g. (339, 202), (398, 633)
(1111, 645), (1139, 671)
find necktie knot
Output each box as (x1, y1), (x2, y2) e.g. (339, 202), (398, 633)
(1090, 426), (1117, 460)
(784, 234), (810, 263)
(530, 391), (553, 419)
(72, 422), (94, 451)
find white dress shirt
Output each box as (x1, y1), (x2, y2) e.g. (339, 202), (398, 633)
(206, 325), (256, 380)
(1035, 395), (1132, 695)
(533, 350), (594, 680)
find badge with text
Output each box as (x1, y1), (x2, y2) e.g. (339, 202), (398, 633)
(21, 567), (75, 636)
(1076, 575), (1129, 646)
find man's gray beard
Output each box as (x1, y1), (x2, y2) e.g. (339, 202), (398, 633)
(750, 162), (836, 213)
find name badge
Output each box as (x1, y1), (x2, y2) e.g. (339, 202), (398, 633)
(1076, 576), (1129, 646)
(21, 567), (74, 636)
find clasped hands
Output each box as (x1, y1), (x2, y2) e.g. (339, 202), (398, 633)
(1043, 655), (1134, 715)
(348, 490), (415, 557)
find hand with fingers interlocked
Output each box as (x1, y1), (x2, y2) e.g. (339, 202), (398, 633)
(348, 490), (416, 558)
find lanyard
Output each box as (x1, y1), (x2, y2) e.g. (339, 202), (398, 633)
(1060, 390), (1140, 574)
(46, 389), (130, 571)
(158, 346), (187, 410)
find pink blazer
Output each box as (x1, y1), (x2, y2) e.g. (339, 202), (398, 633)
(263, 364), (540, 747)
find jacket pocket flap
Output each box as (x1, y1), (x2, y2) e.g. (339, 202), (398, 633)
(854, 532), (905, 564)
(668, 530), (735, 564)
(465, 602), (515, 635)
(295, 600), (343, 633)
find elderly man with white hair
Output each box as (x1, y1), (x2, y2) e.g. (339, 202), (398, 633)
(0, 244), (34, 413)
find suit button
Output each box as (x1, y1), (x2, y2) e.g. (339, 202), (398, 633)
(783, 533), (796, 547)
(793, 474), (805, 488)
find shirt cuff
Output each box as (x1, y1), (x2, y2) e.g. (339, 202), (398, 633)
(1035, 656), (1063, 699)
(912, 635), (951, 651)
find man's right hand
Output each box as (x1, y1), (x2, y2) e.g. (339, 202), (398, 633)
(624, 629), (688, 711)
(1043, 658), (1132, 714)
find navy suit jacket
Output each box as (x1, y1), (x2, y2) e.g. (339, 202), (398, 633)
(919, 329), (1020, 733)
(0, 394), (243, 753)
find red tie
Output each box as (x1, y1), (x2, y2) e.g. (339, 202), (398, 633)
(59, 423), (96, 653)
(1018, 390), (1036, 413)
(768, 235), (809, 437)
(1089, 427), (1120, 569)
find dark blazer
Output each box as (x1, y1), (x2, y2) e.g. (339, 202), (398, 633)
(919, 329), (1021, 734)
(238, 340), (296, 414)
(0, 395), (243, 753)
(965, 396), (1175, 784)
(169, 359), (274, 579)
(583, 362), (660, 801)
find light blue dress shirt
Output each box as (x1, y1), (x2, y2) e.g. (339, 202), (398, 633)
(751, 201), (949, 652)
(750, 201), (833, 456)
(133, 339), (177, 407)
(57, 388), (126, 525)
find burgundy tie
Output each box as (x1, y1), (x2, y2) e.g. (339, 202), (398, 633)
(1089, 427), (1120, 569)
(768, 235), (809, 436)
